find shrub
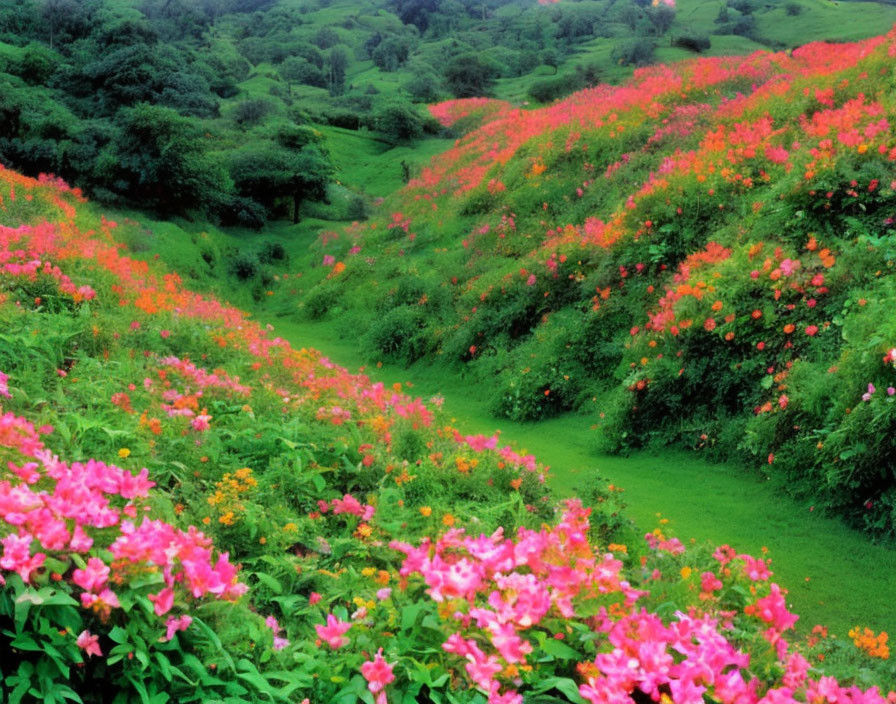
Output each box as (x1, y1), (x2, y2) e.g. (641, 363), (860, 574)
(362, 306), (430, 363)
(673, 34), (712, 52)
(611, 38), (656, 66)
(229, 251), (260, 280)
(258, 241), (288, 264)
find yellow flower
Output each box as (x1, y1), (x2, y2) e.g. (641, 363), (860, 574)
(680, 566), (693, 580)
(362, 567), (377, 577)
(420, 506), (432, 517)
(118, 448), (131, 459)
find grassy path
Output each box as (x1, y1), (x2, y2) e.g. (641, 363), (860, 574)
(255, 312), (896, 637)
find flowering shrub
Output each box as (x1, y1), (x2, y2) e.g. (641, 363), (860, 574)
(298, 26), (896, 536)
(1, 68), (895, 701)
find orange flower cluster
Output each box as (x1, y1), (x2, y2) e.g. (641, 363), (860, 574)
(207, 467), (257, 526)
(849, 626), (890, 659)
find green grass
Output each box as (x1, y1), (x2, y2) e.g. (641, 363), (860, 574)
(107, 194), (896, 635)
(318, 126), (455, 196)
(758, 0), (896, 46)
(237, 309), (896, 638)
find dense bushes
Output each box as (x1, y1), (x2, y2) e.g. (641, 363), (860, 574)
(3, 118), (896, 703)
(297, 30), (896, 537)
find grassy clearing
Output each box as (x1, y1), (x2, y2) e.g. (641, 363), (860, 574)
(317, 126), (455, 197)
(757, 0), (896, 45)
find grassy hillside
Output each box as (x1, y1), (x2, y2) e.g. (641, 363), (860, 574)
(1, 154), (896, 699)
(292, 27), (896, 538)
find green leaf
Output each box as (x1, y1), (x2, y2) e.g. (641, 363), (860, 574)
(108, 626), (129, 644)
(155, 652), (173, 682)
(539, 638), (583, 661)
(400, 603), (424, 631)
(312, 473), (327, 493)
(529, 676), (587, 704)
(253, 572), (284, 594)
(236, 658), (275, 695)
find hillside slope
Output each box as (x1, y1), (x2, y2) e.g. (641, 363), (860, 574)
(2, 161), (896, 698)
(295, 28), (896, 536)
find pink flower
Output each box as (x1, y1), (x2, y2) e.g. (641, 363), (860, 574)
(191, 414), (212, 432)
(805, 325), (819, 336)
(163, 615), (192, 641)
(752, 583), (799, 633)
(0, 371), (10, 399)
(315, 613), (352, 648)
(0, 533), (45, 583)
(76, 630), (102, 657)
(361, 648), (396, 700)
(487, 622), (533, 664)
(160, 330), (170, 339)
(309, 591), (322, 605)
(148, 587), (175, 616)
(72, 557), (110, 594)
(700, 571), (723, 594)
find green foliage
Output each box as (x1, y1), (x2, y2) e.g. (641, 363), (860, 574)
(444, 53), (498, 98)
(99, 103), (227, 214)
(611, 37), (656, 67)
(363, 306), (432, 364)
(373, 100), (427, 144)
(672, 33), (711, 53)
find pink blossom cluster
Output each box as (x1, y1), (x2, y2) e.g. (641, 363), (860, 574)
(159, 356), (252, 396)
(392, 500), (643, 703)
(0, 224), (96, 302)
(427, 98), (514, 129)
(454, 432), (539, 474)
(0, 383), (244, 641)
(265, 615), (290, 651)
(393, 500), (891, 704)
(318, 494), (376, 521)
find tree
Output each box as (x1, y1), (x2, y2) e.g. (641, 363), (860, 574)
(228, 144), (332, 223)
(372, 36), (411, 72)
(100, 103), (227, 213)
(17, 43), (57, 85)
(444, 53), (497, 98)
(327, 46), (348, 96)
(374, 101), (424, 144)
(292, 147), (332, 223)
(611, 38), (655, 67)
(40, 0), (88, 49)
(231, 99), (273, 128)
(391, 0), (440, 32)
(404, 63), (442, 102)
(279, 56), (326, 87)
(646, 5), (675, 36)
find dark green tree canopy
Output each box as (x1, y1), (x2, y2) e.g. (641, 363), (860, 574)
(444, 52), (497, 97)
